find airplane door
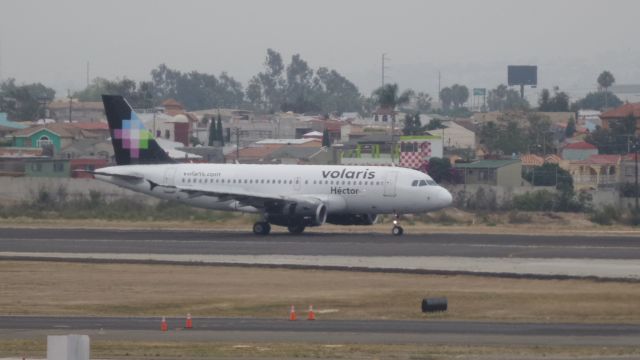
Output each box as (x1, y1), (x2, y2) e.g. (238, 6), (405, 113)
(293, 176), (302, 192)
(163, 167), (177, 193)
(383, 171), (398, 197)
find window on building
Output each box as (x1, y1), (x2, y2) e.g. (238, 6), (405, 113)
(164, 130), (170, 139)
(37, 135), (52, 148)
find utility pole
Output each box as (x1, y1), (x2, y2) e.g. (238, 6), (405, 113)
(635, 138), (639, 211)
(86, 61), (90, 87)
(67, 90), (73, 122)
(438, 71), (441, 100)
(381, 53), (389, 88)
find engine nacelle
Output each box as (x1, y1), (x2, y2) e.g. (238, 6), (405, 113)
(326, 213), (378, 226)
(266, 199), (327, 227)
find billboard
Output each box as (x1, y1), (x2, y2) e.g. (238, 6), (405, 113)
(508, 65), (537, 86)
(473, 88), (486, 96)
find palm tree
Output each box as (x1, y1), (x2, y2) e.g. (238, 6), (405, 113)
(372, 84), (413, 163)
(372, 84), (413, 113)
(597, 71), (615, 108)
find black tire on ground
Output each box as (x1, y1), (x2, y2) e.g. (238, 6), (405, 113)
(421, 297), (448, 312)
(287, 223), (306, 234)
(253, 222), (270, 235)
(392, 225), (404, 236)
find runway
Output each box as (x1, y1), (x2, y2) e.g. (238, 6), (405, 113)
(1, 228), (639, 279)
(2, 316), (640, 346)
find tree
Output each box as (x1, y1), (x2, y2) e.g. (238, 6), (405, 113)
(0, 79), (55, 121)
(216, 114), (224, 147)
(425, 118), (445, 131)
(572, 91), (622, 111)
(322, 128), (331, 147)
(207, 116), (217, 146)
(565, 116), (576, 138)
(479, 121), (500, 155)
(372, 84), (413, 111)
(426, 157), (452, 183)
(487, 84), (529, 111)
(597, 70), (615, 108)
(527, 113), (554, 154)
(450, 84), (469, 109)
(538, 88), (569, 112)
(402, 112), (424, 135)
(439, 87), (453, 110)
(414, 92), (432, 113)
(586, 114), (636, 154)
(150, 64), (245, 110)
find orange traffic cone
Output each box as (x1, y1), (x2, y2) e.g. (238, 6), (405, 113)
(307, 305), (316, 321)
(185, 313), (193, 329)
(289, 305), (297, 321)
(161, 316), (168, 332)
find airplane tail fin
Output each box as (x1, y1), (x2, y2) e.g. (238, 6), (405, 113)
(102, 95), (175, 165)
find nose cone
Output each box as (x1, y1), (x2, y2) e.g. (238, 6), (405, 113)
(435, 187), (453, 210)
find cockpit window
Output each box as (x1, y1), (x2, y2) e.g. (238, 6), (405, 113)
(419, 180), (428, 186)
(427, 180), (437, 185)
(412, 180), (419, 187)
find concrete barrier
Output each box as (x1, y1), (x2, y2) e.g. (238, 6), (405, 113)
(47, 334), (89, 360)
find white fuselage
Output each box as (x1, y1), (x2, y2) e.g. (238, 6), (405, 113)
(95, 163), (452, 215)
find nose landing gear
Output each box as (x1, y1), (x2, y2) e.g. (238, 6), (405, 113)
(391, 213), (404, 236)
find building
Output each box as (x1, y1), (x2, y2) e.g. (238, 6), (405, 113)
(12, 124), (80, 153)
(48, 100), (105, 123)
(455, 159), (523, 187)
(621, 153), (640, 184)
(561, 141), (598, 161)
(24, 158), (70, 178)
(567, 154), (621, 190)
(399, 135), (443, 169)
(0, 113), (27, 138)
(600, 103), (640, 135)
(441, 120), (476, 150)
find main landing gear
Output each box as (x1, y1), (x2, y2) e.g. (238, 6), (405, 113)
(253, 221), (271, 235)
(287, 223), (306, 234)
(391, 213), (404, 236)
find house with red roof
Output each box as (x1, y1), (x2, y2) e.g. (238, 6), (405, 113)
(561, 141), (598, 161)
(600, 103), (640, 135)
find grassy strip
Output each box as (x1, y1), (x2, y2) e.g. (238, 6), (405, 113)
(2, 262), (640, 323)
(1, 339), (639, 359)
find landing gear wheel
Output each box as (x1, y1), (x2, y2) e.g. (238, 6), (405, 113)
(253, 221), (271, 235)
(287, 223), (306, 234)
(392, 225), (404, 236)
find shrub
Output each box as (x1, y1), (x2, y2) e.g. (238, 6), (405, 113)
(589, 205), (621, 225)
(512, 190), (554, 211)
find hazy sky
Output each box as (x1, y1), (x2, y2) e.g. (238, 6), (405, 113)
(2, 0), (639, 100)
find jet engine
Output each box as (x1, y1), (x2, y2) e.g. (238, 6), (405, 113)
(326, 213), (378, 226)
(266, 199), (327, 227)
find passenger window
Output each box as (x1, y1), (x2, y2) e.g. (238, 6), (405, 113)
(289, 180), (293, 184)
(305, 180), (308, 184)
(278, 180), (281, 184)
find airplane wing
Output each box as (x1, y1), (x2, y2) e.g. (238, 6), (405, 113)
(175, 184), (321, 209)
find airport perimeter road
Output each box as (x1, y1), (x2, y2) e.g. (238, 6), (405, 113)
(1, 227), (640, 259)
(1, 316), (639, 346)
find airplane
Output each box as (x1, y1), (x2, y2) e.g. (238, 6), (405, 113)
(91, 95), (453, 236)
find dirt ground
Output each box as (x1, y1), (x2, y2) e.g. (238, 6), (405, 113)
(2, 339), (640, 360)
(1, 261), (639, 323)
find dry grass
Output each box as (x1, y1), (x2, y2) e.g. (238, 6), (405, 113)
(2, 339), (640, 359)
(1, 261), (640, 323)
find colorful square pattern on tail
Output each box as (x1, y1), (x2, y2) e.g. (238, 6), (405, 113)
(114, 112), (152, 158)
